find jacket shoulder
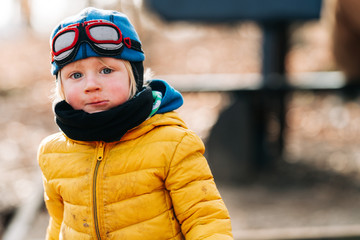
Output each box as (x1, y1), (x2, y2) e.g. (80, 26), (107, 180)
(38, 132), (68, 154)
(144, 113), (201, 145)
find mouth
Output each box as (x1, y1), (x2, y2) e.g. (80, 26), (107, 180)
(86, 100), (109, 107)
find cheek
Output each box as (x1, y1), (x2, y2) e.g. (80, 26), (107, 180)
(62, 84), (83, 109)
(111, 82), (131, 104)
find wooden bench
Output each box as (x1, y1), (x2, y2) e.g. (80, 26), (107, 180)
(145, 0), (336, 181)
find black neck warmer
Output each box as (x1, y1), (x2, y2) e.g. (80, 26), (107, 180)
(54, 87), (153, 142)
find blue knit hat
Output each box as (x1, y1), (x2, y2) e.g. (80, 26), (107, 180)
(50, 7), (145, 90)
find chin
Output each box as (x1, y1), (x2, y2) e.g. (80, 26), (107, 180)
(85, 109), (108, 114)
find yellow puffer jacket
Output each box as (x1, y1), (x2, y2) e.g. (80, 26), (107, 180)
(38, 112), (233, 240)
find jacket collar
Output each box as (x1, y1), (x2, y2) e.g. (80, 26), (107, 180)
(121, 111), (187, 141)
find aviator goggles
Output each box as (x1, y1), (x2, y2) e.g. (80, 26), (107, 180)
(51, 20), (143, 67)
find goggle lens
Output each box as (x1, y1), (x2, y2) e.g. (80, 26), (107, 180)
(88, 25), (120, 42)
(53, 31), (77, 53)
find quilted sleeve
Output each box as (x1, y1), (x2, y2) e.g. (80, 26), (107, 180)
(38, 143), (64, 240)
(42, 175), (64, 240)
(165, 131), (233, 240)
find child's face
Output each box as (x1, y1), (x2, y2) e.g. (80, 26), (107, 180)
(60, 57), (130, 113)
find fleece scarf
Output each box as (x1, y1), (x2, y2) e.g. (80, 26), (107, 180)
(55, 87), (153, 142)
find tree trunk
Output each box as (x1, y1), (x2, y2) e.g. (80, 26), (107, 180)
(19, 0), (31, 29)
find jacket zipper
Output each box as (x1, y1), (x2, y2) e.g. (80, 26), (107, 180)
(93, 141), (105, 240)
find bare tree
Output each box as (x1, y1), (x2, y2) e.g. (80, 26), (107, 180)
(115, 0), (123, 11)
(86, 0), (95, 7)
(19, 0), (31, 29)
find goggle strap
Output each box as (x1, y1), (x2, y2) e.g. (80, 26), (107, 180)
(125, 38), (143, 53)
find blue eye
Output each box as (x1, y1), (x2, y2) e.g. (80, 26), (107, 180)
(72, 72), (82, 79)
(102, 68), (112, 74)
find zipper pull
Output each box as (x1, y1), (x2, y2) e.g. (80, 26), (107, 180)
(97, 142), (105, 161)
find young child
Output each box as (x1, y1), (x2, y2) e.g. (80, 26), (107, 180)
(38, 7), (233, 240)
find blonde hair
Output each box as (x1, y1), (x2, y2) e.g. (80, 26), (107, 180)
(123, 60), (137, 98)
(53, 58), (137, 104)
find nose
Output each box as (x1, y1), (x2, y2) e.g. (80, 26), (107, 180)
(84, 74), (101, 93)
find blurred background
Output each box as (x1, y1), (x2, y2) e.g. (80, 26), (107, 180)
(1, 0), (360, 239)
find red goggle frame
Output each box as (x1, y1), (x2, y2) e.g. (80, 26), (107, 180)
(51, 20), (142, 66)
